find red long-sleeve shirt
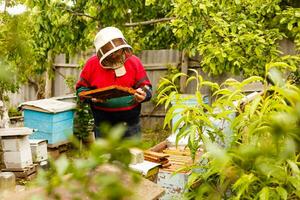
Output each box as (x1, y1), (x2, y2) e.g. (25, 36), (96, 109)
(76, 54), (152, 112)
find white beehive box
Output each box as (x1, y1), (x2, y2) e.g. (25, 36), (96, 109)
(157, 170), (190, 200)
(3, 150), (32, 169)
(29, 139), (48, 162)
(0, 128), (33, 169)
(2, 135), (31, 152)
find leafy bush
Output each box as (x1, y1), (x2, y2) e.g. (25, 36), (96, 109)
(8, 106), (21, 117)
(32, 124), (141, 200)
(157, 64), (300, 199)
(73, 98), (94, 144)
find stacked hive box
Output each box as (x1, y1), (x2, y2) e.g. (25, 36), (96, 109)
(29, 139), (48, 164)
(0, 128), (33, 169)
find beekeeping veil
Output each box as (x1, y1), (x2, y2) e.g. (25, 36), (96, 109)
(94, 27), (132, 77)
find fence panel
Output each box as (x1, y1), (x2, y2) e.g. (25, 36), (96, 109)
(53, 65), (80, 97)
(138, 50), (182, 129)
(52, 50), (94, 97)
(8, 84), (37, 107)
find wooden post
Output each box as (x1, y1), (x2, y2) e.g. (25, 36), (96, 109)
(45, 51), (53, 98)
(180, 50), (189, 93)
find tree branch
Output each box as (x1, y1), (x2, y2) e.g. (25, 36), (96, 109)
(64, 8), (174, 27)
(27, 78), (39, 92)
(65, 8), (98, 20)
(52, 66), (66, 79)
(124, 17), (176, 27)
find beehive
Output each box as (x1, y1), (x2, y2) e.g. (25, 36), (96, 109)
(29, 139), (48, 163)
(20, 99), (76, 145)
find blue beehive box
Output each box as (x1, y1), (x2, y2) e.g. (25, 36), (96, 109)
(20, 99), (76, 145)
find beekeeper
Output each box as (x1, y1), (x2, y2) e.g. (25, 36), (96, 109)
(76, 27), (152, 138)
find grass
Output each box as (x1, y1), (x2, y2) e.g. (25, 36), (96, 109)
(141, 128), (170, 149)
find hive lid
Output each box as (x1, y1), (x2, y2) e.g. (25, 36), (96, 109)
(129, 160), (160, 176)
(29, 139), (47, 145)
(0, 127), (33, 136)
(79, 85), (136, 100)
(19, 99), (76, 113)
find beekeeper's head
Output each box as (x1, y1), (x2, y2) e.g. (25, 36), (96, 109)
(94, 27), (132, 68)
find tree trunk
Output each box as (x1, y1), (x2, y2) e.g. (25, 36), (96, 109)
(0, 100), (9, 128)
(45, 70), (52, 98)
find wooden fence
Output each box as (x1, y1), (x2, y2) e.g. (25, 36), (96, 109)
(8, 40), (297, 129)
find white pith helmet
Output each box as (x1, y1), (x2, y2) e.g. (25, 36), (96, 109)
(94, 27), (132, 65)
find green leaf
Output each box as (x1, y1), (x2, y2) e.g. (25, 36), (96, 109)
(241, 76), (263, 87)
(188, 68), (199, 77)
(164, 105), (178, 128)
(199, 3), (207, 14)
(157, 78), (173, 91)
(165, 92), (176, 109)
(176, 126), (190, 146)
(55, 155), (69, 176)
(213, 88), (232, 97)
(288, 176), (300, 192)
(276, 187), (287, 200)
(145, 0), (156, 6)
(265, 62), (291, 72)
(233, 173), (258, 199)
(187, 172), (201, 188)
(249, 95), (261, 118)
(189, 26), (195, 33)
(206, 142), (230, 168)
(186, 76), (197, 86)
(157, 85), (176, 100)
(258, 187), (269, 200)
(288, 22), (294, 31)
(195, 91), (202, 102)
(172, 72), (187, 83)
(228, 89), (241, 102)
(201, 81), (220, 90)
(172, 114), (186, 133)
(234, 0), (241, 5)
(287, 160), (300, 175)
(156, 96), (168, 106)
(109, 124), (126, 140)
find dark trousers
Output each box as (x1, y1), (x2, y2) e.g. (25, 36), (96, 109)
(91, 107), (141, 139)
(93, 121), (141, 139)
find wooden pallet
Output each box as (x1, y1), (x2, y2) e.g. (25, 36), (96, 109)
(148, 141), (203, 172)
(47, 140), (70, 148)
(2, 164), (38, 181)
(47, 142), (70, 159)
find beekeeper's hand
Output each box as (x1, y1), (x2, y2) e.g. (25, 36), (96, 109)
(91, 98), (105, 103)
(134, 88), (146, 103)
